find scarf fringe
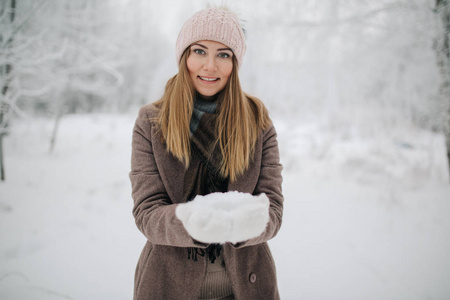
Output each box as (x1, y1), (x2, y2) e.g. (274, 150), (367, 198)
(187, 244), (222, 263)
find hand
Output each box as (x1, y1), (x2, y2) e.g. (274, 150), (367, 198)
(175, 191), (270, 244)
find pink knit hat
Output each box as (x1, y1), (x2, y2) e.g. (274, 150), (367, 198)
(175, 7), (246, 69)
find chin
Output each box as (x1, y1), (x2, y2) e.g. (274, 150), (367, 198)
(199, 90), (217, 97)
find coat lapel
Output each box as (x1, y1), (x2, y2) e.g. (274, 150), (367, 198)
(228, 136), (263, 194)
(151, 128), (186, 204)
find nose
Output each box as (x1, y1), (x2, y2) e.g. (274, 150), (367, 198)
(203, 55), (217, 71)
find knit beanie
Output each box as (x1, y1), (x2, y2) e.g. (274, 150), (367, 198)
(175, 7), (246, 69)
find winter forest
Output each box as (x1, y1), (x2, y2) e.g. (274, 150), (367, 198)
(1, 0), (450, 299)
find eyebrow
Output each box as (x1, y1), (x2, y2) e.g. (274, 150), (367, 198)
(191, 42), (233, 52)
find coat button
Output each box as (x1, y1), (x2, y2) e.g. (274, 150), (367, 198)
(249, 273), (257, 283)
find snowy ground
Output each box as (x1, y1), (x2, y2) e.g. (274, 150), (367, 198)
(1, 112), (449, 300)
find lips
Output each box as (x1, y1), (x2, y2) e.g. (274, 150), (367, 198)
(198, 76), (220, 82)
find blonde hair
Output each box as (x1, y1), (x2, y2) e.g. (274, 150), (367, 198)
(154, 49), (270, 182)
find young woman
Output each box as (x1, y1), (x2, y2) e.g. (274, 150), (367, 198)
(129, 7), (283, 300)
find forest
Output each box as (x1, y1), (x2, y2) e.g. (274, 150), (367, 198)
(1, 1), (449, 167)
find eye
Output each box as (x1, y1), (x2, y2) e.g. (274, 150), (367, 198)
(218, 52), (231, 59)
(193, 48), (206, 55)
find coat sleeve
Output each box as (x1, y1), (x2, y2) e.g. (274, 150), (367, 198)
(129, 105), (207, 248)
(233, 124), (284, 248)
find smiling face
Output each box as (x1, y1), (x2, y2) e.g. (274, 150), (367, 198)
(186, 40), (234, 100)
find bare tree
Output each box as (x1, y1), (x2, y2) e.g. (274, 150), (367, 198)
(0, 0), (67, 179)
(435, 0), (450, 173)
(3, 0), (126, 153)
(0, 0), (16, 181)
(45, 0), (125, 152)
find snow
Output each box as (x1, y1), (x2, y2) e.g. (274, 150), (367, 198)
(176, 192), (270, 244)
(1, 113), (450, 300)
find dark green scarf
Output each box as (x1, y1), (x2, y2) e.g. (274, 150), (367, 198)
(183, 97), (229, 263)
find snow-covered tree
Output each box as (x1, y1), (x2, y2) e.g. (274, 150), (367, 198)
(0, 0), (16, 181)
(0, 0), (49, 180)
(435, 0), (450, 172)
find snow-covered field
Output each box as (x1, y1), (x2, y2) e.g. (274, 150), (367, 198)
(1, 112), (449, 300)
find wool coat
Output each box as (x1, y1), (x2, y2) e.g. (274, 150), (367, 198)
(129, 103), (284, 300)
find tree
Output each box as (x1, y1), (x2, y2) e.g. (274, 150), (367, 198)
(0, 0), (66, 179)
(42, 0), (125, 152)
(0, 0), (16, 181)
(2, 0), (128, 154)
(435, 0), (450, 174)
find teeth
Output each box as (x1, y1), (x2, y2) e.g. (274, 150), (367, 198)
(199, 76), (219, 82)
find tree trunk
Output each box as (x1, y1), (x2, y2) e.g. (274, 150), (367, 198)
(49, 91), (65, 153)
(0, 111), (5, 181)
(0, 0), (16, 181)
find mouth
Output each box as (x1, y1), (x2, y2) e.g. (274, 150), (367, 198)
(198, 76), (220, 82)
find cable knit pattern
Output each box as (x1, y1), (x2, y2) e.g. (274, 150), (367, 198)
(176, 7), (246, 68)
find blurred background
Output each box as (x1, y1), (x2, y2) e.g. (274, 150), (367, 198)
(1, 0), (449, 299)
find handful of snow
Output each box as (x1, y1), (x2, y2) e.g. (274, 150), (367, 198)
(175, 191), (270, 244)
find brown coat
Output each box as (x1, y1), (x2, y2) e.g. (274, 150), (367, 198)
(129, 103), (284, 300)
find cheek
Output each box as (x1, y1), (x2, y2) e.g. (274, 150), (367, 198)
(186, 59), (193, 75)
(186, 56), (198, 76)
(222, 63), (233, 79)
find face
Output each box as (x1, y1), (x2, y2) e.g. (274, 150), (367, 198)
(186, 40), (234, 100)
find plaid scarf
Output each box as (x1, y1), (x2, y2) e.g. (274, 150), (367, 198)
(183, 97), (229, 263)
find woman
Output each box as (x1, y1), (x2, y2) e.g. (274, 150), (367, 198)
(129, 7), (283, 300)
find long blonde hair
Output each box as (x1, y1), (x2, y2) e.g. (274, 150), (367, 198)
(154, 48), (271, 182)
